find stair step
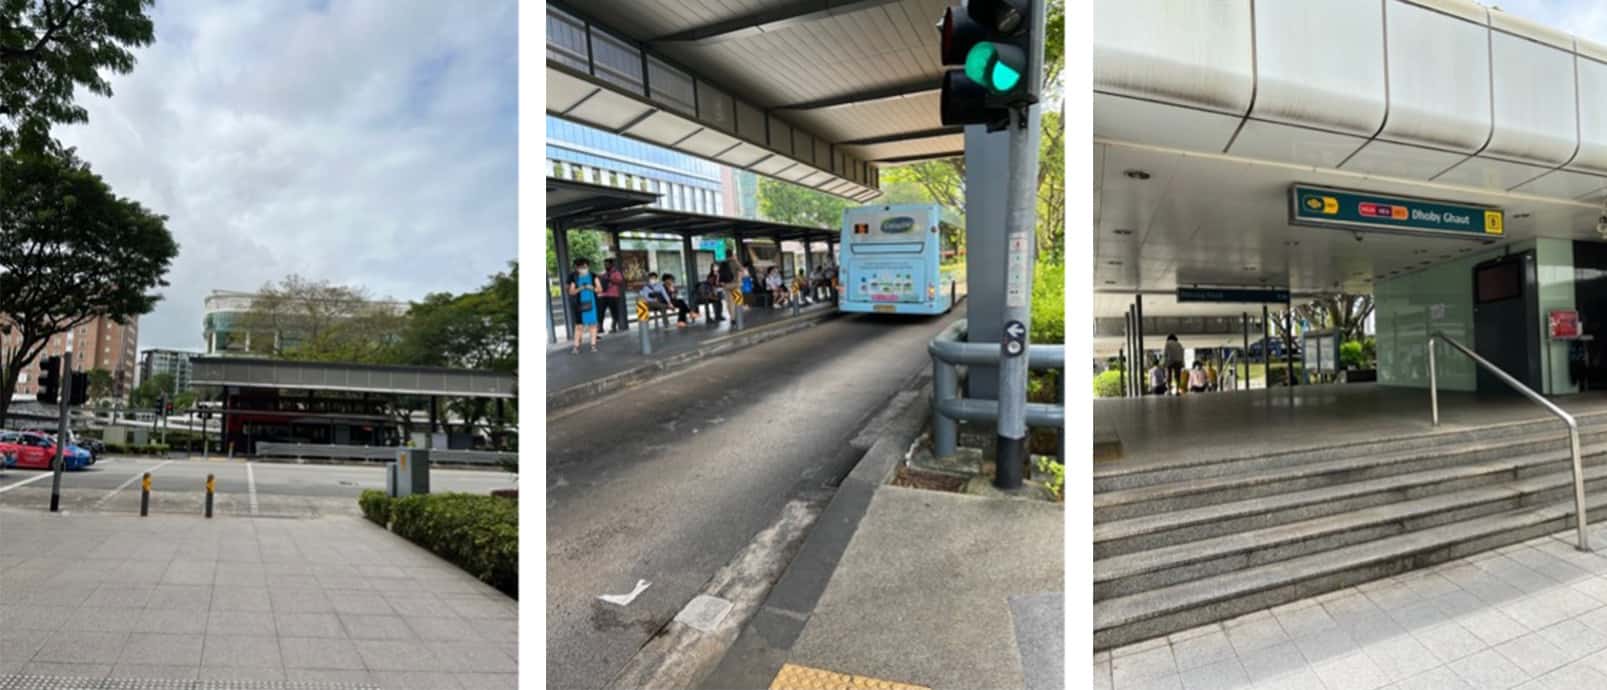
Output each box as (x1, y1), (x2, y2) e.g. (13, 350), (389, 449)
(1093, 410), (1607, 492)
(1095, 462), (1607, 599)
(1093, 491), (1607, 650)
(1093, 444), (1607, 558)
(1094, 428), (1607, 521)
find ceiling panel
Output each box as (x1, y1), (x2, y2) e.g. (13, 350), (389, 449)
(1094, 94), (1244, 155)
(1227, 120), (1368, 169)
(1433, 156), (1552, 190)
(1341, 139), (1468, 180)
(568, 89), (657, 130)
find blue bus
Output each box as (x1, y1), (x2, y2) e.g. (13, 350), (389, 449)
(838, 204), (957, 316)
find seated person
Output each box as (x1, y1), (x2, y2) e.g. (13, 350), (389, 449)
(659, 274), (694, 326)
(638, 272), (672, 322)
(765, 267), (788, 308)
(794, 270), (812, 304)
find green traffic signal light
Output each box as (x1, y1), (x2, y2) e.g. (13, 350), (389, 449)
(963, 42), (1025, 94)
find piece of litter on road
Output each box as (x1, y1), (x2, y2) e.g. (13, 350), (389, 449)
(674, 594), (733, 633)
(599, 579), (651, 606)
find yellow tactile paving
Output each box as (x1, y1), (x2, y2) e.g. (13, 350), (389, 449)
(769, 663), (930, 690)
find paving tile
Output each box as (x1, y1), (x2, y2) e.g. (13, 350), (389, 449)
(1274, 603), (1339, 639)
(383, 592), (458, 618)
(1392, 666), (1475, 690)
(20, 661), (112, 679)
(1449, 648), (1532, 690)
(279, 636), (364, 670)
(1413, 621), (1489, 664)
(206, 609), (277, 637)
(403, 615), (483, 641)
(371, 671), (467, 689)
(107, 663), (198, 680)
(285, 668), (376, 685)
(1246, 666), (1324, 690)
(1171, 629), (1236, 671)
(1534, 662), (1607, 690)
(33, 630), (128, 664)
(1224, 614), (1289, 656)
(329, 589), (394, 615)
(117, 632), (204, 666)
(453, 674), (519, 690)
(1535, 618), (1607, 661)
(424, 642), (517, 674)
(197, 665), (287, 682)
(1112, 643), (1178, 687)
(1460, 609), (1529, 647)
(352, 639), (441, 672)
(273, 612), (346, 638)
(200, 634), (283, 669)
(82, 585), (155, 609)
(212, 585), (273, 612)
(1495, 632), (1573, 678)
(1293, 626), (1360, 666)
(270, 587), (333, 613)
(339, 613), (416, 640)
(61, 606), (143, 633)
(1178, 657), (1249, 690)
(1311, 651), (1391, 690)
(133, 608), (208, 634)
(145, 584), (212, 612)
(1366, 633), (1441, 682)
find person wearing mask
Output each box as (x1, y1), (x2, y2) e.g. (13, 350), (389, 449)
(567, 258), (600, 353)
(639, 272), (672, 324)
(702, 264), (725, 322)
(1164, 334), (1185, 395)
(659, 274), (694, 326)
(1188, 360), (1209, 393)
(1149, 358), (1168, 396)
(600, 258), (626, 333)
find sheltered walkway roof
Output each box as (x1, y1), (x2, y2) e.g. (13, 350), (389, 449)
(546, 0), (966, 202)
(547, 177), (660, 227)
(191, 358), (517, 399)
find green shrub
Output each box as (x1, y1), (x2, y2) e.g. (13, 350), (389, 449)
(359, 490), (391, 527)
(1093, 369), (1125, 397)
(1035, 457), (1064, 500)
(388, 493), (518, 598)
(1340, 340), (1364, 369)
(1030, 258), (1064, 345)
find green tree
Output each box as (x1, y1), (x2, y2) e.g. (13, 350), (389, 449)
(130, 372), (174, 409)
(546, 228), (608, 289)
(0, 0), (156, 149)
(86, 367), (112, 400)
(399, 264), (518, 373)
(239, 275), (403, 359)
(757, 177), (849, 228)
(0, 146), (177, 429)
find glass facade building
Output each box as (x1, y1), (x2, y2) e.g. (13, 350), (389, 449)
(547, 115), (725, 215)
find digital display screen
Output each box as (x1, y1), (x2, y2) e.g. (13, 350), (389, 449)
(1475, 261), (1521, 304)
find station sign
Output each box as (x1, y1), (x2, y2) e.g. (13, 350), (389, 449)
(1176, 287), (1290, 304)
(1550, 310), (1581, 340)
(1289, 184), (1503, 239)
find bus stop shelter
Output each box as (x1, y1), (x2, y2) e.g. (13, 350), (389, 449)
(548, 175), (840, 341)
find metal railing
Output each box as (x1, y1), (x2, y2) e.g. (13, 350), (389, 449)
(929, 319), (1065, 457)
(1429, 331), (1590, 551)
(254, 442), (516, 467)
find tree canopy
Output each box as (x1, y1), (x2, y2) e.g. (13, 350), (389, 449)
(0, 0), (156, 149)
(0, 146), (177, 427)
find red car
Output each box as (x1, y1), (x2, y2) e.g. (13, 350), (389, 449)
(0, 431), (89, 471)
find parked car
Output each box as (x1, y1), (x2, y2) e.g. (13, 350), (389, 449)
(0, 431), (91, 471)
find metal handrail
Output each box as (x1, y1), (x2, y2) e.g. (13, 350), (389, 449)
(1429, 331), (1590, 551)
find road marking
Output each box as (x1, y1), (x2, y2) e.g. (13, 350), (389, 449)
(96, 460), (173, 507)
(0, 472), (54, 495)
(598, 579), (651, 607)
(247, 462), (259, 515)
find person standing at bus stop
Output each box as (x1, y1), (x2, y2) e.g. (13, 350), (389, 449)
(600, 258), (626, 333)
(568, 258), (601, 353)
(1164, 334), (1185, 395)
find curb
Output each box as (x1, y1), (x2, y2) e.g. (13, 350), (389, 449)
(546, 307), (844, 413)
(698, 370), (935, 690)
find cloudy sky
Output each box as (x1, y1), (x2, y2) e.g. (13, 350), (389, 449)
(55, 0), (516, 351)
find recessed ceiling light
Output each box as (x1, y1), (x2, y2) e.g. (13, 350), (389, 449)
(1123, 169), (1151, 180)
(1513, 212), (1531, 219)
(1283, 240), (1300, 247)
(1104, 280), (1116, 285)
(1107, 260), (1123, 266)
(1113, 228), (1134, 235)
(1419, 261), (1431, 266)
(1243, 266), (1257, 272)
(1413, 249), (1428, 255)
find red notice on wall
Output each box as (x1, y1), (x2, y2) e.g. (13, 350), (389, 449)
(1550, 310), (1581, 340)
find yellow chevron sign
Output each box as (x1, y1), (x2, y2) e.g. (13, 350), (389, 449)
(636, 300), (649, 320)
(731, 289), (745, 306)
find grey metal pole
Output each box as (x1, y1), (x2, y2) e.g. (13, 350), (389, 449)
(639, 301), (652, 355)
(933, 354), (958, 457)
(554, 224), (575, 342)
(1285, 296), (1296, 388)
(1126, 308), (1136, 397)
(1135, 294), (1145, 393)
(994, 0), (1045, 490)
(1242, 312), (1250, 391)
(731, 287), (744, 331)
(48, 352), (70, 513)
(1429, 335), (1439, 426)
(1262, 304), (1270, 388)
(681, 232), (699, 314)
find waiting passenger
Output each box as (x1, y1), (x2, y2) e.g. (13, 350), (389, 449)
(1164, 334), (1185, 395)
(659, 274), (694, 326)
(639, 272), (672, 322)
(1188, 361), (1208, 394)
(567, 258), (600, 353)
(1149, 360), (1168, 396)
(702, 265), (725, 322)
(765, 267), (787, 308)
(795, 270), (812, 305)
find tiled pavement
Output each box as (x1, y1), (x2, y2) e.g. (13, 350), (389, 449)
(1094, 522), (1607, 690)
(0, 509), (516, 689)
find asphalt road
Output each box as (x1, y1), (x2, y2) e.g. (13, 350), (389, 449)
(0, 456), (516, 516)
(546, 309), (961, 690)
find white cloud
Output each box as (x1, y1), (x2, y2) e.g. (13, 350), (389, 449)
(53, 0), (517, 351)
(1486, 0), (1607, 44)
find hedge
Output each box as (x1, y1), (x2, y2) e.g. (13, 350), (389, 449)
(103, 442), (171, 455)
(358, 491), (517, 598)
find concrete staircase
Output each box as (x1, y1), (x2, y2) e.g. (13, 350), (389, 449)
(1092, 411), (1607, 650)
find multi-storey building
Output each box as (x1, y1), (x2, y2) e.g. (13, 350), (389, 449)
(2, 315), (140, 399)
(138, 349), (197, 393)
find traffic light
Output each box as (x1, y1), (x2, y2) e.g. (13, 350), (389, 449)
(69, 372), (89, 406)
(937, 0), (1038, 130)
(37, 356), (60, 405)
(156, 395), (166, 416)
(165, 400), (174, 416)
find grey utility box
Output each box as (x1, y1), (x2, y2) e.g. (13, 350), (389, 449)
(389, 448), (431, 497)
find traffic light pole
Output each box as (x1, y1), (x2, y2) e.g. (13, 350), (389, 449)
(48, 352), (70, 513)
(995, 102), (1039, 490)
